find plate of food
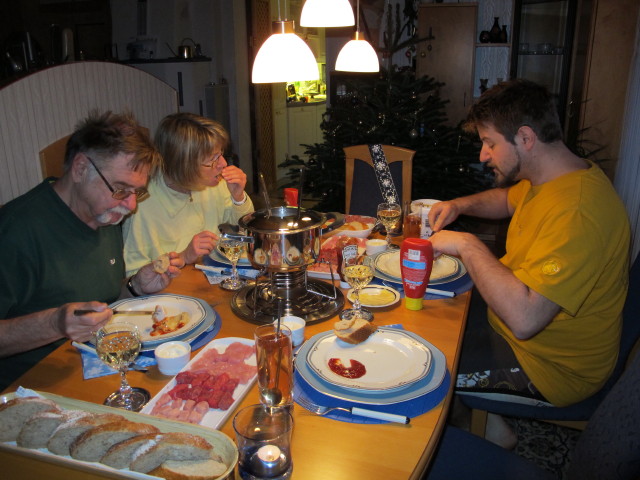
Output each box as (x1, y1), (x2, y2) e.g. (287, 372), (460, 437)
(106, 295), (207, 345)
(307, 236), (367, 279)
(305, 328), (432, 393)
(347, 285), (400, 308)
(323, 214), (376, 238)
(373, 251), (464, 286)
(142, 337), (257, 430)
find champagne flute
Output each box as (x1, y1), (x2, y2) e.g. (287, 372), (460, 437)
(218, 238), (246, 290)
(340, 254), (374, 321)
(377, 202), (402, 249)
(95, 322), (150, 411)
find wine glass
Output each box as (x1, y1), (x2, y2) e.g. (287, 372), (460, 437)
(218, 238), (246, 290)
(340, 254), (374, 321)
(377, 202), (402, 249)
(95, 322), (150, 411)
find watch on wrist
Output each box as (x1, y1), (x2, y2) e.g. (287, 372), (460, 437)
(126, 275), (141, 297)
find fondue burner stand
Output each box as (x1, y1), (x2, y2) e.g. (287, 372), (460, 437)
(231, 270), (344, 325)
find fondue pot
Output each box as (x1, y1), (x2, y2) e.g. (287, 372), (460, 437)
(236, 207), (342, 272)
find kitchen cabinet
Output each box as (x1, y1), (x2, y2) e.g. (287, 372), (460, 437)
(510, 0), (577, 124)
(416, 4), (478, 126)
(125, 58), (213, 117)
(287, 103), (326, 160)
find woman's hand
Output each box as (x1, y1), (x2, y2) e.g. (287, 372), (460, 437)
(220, 165), (247, 202)
(181, 231), (218, 265)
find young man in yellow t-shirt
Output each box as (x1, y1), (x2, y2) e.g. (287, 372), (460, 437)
(428, 79), (630, 447)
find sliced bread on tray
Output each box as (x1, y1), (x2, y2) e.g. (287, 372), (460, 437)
(0, 396), (60, 441)
(150, 458), (228, 480)
(130, 432), (215, 473)
(47, 412), (125, 455)
(70, 420), (160, 461)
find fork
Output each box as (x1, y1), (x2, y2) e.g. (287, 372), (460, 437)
(296, 395), (410, 424)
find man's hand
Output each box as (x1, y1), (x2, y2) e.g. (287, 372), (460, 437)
(428, 201), (461, 233)
(53, 301), (112, 343)
(220, 165), (247, 202)
(181, 231), (218, 265)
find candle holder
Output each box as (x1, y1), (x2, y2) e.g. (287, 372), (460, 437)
(233, 404), (294, 480)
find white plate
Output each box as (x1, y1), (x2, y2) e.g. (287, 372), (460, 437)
(108, 295), (206, 343)
(209, 247), (252, 267)
(411, 198), (440, 214)
(347, 285), (400, 308)
(305, 329), (431, 392)
(142, 337), (257, 430)
(295, 328), (446, 405)
(374, 251), (460, 282)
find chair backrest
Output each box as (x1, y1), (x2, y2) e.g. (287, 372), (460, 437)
(566, 342), (640, 480)
(344, 144), (415, 217)
(39, 134), (71, 178)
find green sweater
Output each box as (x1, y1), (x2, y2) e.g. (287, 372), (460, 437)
(0, 179), (124, 388)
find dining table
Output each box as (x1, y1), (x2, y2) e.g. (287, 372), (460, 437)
(1, 244), (471, 480)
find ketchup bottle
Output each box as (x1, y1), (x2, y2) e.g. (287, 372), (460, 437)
(400, 238), (434, 310)
(336, 236), (358, 289)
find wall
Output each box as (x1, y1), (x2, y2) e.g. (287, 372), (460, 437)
(110, 0), (254, 191)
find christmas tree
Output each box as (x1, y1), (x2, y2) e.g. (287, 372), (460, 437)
(279, 67), (491, 212)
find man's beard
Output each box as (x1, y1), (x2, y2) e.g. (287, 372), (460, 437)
(96, 205), (131, 225)
(493, 151), (522, 188)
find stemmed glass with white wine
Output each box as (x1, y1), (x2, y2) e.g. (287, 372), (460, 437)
(340, 254), (374, 321)
(377, 202), (402, 249)
(95, 322), (150, 411)
(218, 238), (246, 290)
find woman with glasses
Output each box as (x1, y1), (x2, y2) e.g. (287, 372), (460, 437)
(123, 113), (254, 276)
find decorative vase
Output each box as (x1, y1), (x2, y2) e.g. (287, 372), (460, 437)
(479, 31), (491, 43)
(499, 25), (508, 43)
(489, 17), (501, 43)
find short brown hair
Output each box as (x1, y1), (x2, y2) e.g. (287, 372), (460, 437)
(154, 113), (229, 189)
(64, 110), (159, 173)
(463, 79), (563, 145)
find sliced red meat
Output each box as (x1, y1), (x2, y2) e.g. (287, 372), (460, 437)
(175, 371), (194, 384)
(218, 392), (235, 410)
(205, 389), (223, 409)
(167, 383), (191, 399)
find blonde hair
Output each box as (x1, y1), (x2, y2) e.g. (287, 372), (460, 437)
(154, 113), (229, 189)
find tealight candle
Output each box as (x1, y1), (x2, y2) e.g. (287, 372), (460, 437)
(248, 443), (289, 477)
(257, 444), (281, 464)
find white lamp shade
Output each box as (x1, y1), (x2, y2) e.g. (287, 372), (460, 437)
(335, 34), (380, 72)
(300, 0), (355, 27)
(252, 22), (319, 83)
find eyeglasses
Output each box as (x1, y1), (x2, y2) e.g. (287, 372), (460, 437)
(201, 152), (223, 168)
(85, 155), (148, 200)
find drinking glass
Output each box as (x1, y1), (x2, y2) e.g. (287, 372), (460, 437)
(377, 202), (402, 249)
(254, 324), (293, 409)
(218, 238), (246, 290)
(95, 322), (150, 411)
(340, 254), (374, 321)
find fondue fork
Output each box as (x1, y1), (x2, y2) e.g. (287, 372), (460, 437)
(296, 395), (410, 424)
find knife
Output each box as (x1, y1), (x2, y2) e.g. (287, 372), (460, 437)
(74, 309), (155, 316)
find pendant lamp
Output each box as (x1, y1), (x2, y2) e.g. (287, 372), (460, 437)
(335, 0), (379, 72)
(300, 0), (354, 27)
(252, 20), (319, 83)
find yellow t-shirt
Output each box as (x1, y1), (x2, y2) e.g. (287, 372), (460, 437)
(488, 163), (630, 406)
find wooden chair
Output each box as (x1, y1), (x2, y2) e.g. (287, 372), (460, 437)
(343, 144), (415, 217)
(39, 134), (71, 178)
(38, 127), (151, 179)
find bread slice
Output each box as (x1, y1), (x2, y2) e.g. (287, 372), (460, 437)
(153, 253), (171, 273)
(334, 317), (376, 344)
(17, 409), (78, 448)
(47, 412), (125, 455)
(101, 433), (161, 469)
(0, 396), (60, 441)
(150, 458), (228, 480)
(130, 432), (214, 473)
(70, 420), (160, 461)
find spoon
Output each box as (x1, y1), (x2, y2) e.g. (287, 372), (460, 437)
(263, 301), (284, 405)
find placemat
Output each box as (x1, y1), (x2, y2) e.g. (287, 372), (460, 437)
(294, 325), (450, 424)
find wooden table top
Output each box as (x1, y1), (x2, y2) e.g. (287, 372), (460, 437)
(3, 263), (470, 480)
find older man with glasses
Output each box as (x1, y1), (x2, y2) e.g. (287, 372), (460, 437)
(0, 110), (181, 389)
(122, 112), (254, 276)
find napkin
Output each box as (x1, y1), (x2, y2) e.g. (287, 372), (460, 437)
(198, 265), (260, 285)
(76, 345), (156, 380)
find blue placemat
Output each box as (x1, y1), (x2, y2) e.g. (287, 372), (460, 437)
(370, 272), (473, 300)
(293, 324), (451, 424)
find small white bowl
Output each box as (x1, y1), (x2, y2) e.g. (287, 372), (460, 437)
(411, 199), (440, 214)
(154, 341), (191, 376)
(366, 238), (388, 256)
(273, 316), (306, 347)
